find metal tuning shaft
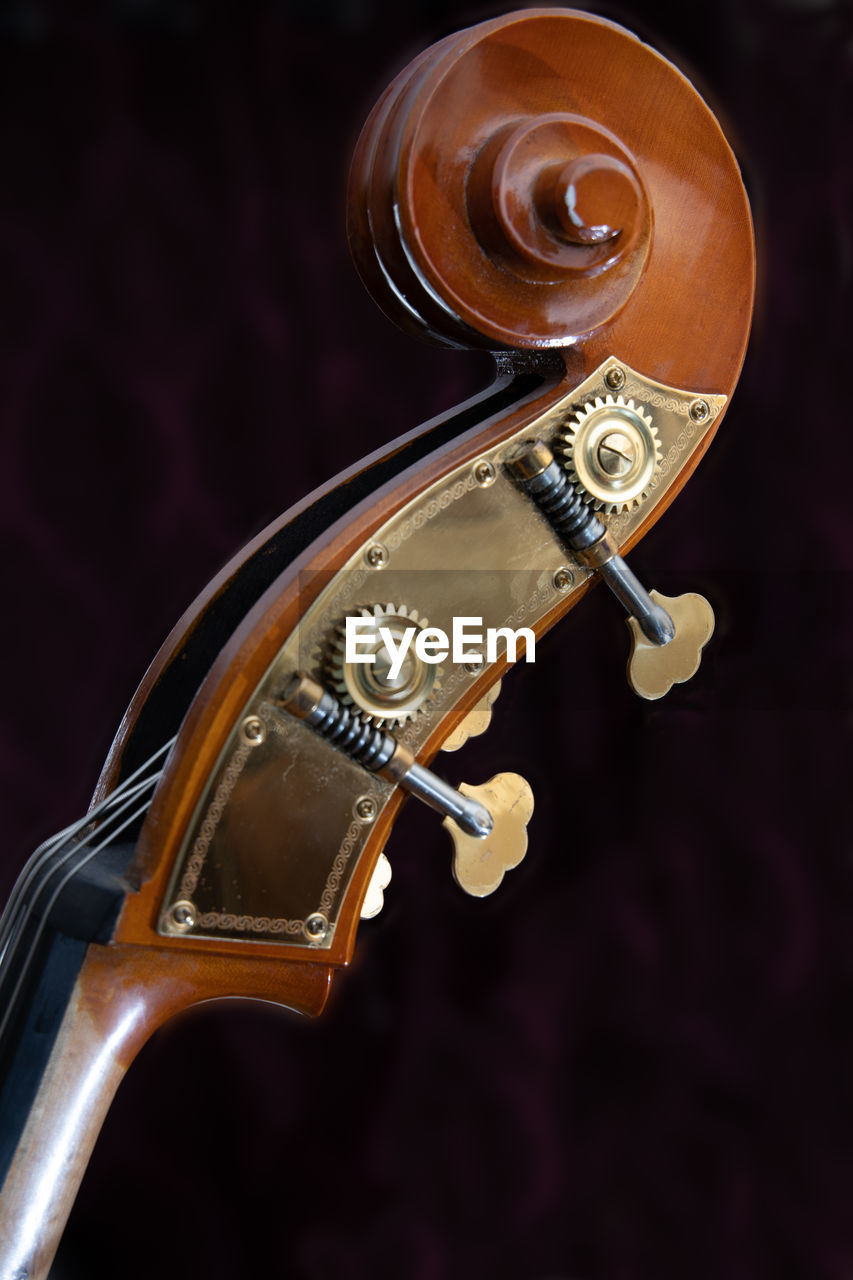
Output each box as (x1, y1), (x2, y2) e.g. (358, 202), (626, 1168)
(281, 674), (533, 896)
(507, 440), (714, 699)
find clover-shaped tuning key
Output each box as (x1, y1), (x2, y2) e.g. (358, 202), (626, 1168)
(443, 772), (534, 897)
(626, 590), (714, 699)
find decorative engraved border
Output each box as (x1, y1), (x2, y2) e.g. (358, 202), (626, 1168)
(386, 473), (477, 550)
(195, 911), (305, 936)
(179, 743), (252, 899)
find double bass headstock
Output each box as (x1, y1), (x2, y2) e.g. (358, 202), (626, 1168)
(0, 12), (754, 1277)
(108, 8), (752, 963)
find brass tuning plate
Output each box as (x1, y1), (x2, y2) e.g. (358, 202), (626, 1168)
(627, 590), (715, 699)
(443, 772), (534, 897)
(161, 357), (724, 948)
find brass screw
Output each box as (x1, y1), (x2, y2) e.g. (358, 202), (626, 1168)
(356, 796), (377, 822)
(167, 901), (196, 932)
(597, 431), (635, 477)
(690, 398), (710, 424)
(605, 365), (626, 391)
(304, 913), (329, 943)
(241, 714), (265, 747)
(553, 566), (574, 591)
(365, 543), (389, 569)
(474, 460), (496, 487)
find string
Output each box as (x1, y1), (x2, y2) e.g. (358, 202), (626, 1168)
(0, 737), (175, 967)
(0, 774), (159, 971)
(0, 796), (157, 1047)
(0, 737), (176, 1049)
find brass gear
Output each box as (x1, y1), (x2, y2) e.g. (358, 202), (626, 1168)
(557, 393), (661, 513)
(327, 603), (442, 727)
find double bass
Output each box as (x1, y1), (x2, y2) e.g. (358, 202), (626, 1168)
(0, 8), (758, 1276)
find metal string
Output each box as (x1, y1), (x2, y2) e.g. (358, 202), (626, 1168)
(0, 737), (175, 969)
(0, 794), (159, 1047)
(0, 735), (177, 1051)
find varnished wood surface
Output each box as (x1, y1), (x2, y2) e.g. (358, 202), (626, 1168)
(111, 8), (752, 972)
(1, 4), (850, 1279)
(1, 11), (754, 1277)
(348, 7), (755, 391)
(0, 944), (332, 1280)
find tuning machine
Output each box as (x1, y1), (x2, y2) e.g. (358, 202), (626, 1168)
(508, 439), (714, 699)
(281, 674), (533, 899)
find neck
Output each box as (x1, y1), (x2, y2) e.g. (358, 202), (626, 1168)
(0, 944), (150, 1280)
(0, 828), (137, 1279)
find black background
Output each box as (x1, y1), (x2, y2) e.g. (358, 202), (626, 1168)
(1, 0), (852, 1276)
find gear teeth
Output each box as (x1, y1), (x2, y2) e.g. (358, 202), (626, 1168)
(325, 602), (441, 727)
(556, 391), (661, 514)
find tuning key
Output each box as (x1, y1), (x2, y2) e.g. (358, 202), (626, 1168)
(281, 674), (534, 895)
(507, 440), (714, 699)
(361, 852), (392, 919)
(443, 772), (534, 897)
(625, 589), (714, 699)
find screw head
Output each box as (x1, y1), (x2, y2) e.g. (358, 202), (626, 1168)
(596, 430), (636, 477)
(365, 543), (388, 569)
(166, 900), (196, 933)
(464, 657), (484, 675)
(553, 566), (574, 591)
(355, 796), (377, 822)
(689, 398), (710, 424)
(604, 365), (626, 390)
(304, 913), (329, 943)
(473, 459), (496, 487)
(240, 715), (266, 747)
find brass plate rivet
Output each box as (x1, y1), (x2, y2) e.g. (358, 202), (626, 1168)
(690, 398), (710, 423)
(240, 715), (266, 747)
(355, 796), (377, 822)
(553, 566), (574, 591)
(473, 459), (496, 486)
(304, 912), (329, 943)
(604, 365), (626, 390)
(365, 543), (389, 568)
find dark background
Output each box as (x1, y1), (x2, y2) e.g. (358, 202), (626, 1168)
(1, 0), (852, 1276)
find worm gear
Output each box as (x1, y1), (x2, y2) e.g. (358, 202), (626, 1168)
(557, 393), (661, 513)
(327, 603), (442, 727)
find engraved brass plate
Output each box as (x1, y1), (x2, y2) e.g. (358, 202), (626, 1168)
(159, 358), (725, 947)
